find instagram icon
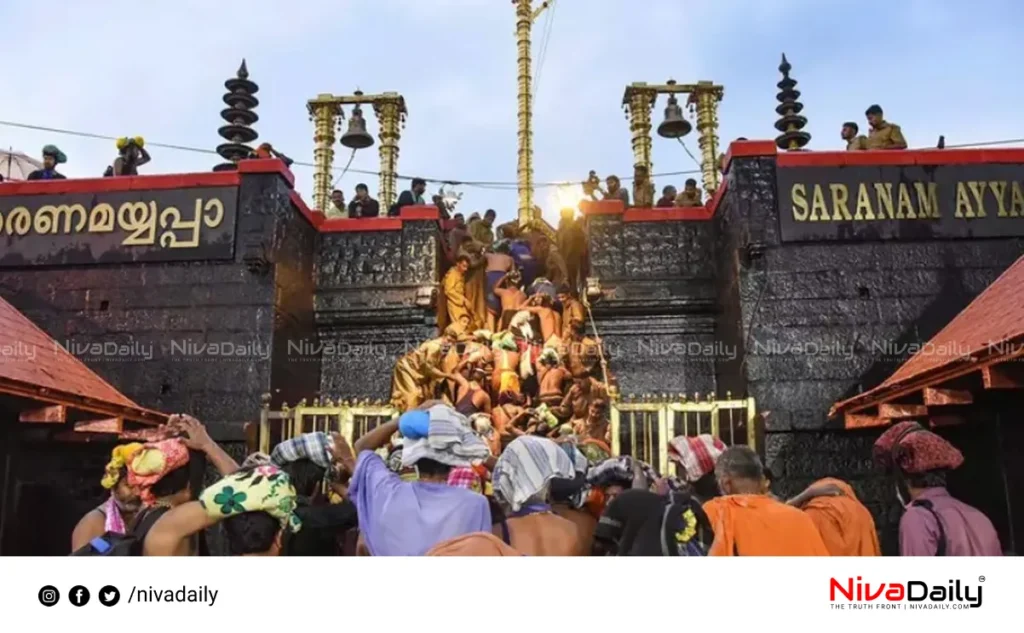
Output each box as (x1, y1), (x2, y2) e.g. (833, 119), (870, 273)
(38, 585), (60, 607)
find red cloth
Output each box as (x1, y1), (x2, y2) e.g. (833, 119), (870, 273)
(447, 466), (483, 493)
(668, 434), (726, 482)
(872, 421), (963, 475)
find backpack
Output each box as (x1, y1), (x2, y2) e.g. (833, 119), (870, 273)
(70, 506), (170, 556)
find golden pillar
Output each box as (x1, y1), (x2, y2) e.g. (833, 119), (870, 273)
(625, 84), (655, 206)
(514, 0), (535, 225)
(308, 96), (338, 213)
(373, 94), (404, 214)
(693, 82), (723, 198)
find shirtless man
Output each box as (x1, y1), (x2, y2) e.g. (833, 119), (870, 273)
(537, 348), (570, 407)
(559, 372), (609, 420)
(484, 242), (517, 331)
(494, 270), (528, 331)
(572, 398), (610, 444)
(492, 393), (531, 452)
(451, 364), (492, 417)
(490, 334), (523, 397)
(563, 320), (602, 378)
(520, 293), (562, 346)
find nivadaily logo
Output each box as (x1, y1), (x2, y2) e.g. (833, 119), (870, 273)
(830, 576), (984, 610)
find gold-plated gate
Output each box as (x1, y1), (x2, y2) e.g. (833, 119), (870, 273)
(255, 394), (398, 455)
(610, 392), (757, 478)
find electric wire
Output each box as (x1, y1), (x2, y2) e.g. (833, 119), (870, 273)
(2, 119), (1022, 190)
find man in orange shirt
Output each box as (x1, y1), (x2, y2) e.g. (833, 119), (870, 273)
(788, 478), (881, 556)
(702, 446), (829, 556)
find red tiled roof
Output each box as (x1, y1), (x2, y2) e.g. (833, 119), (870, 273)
(831, 255), (1024, 417)
(0, 295), (165, 424)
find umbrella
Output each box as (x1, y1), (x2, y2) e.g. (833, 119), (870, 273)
(0, 148), (43, 181)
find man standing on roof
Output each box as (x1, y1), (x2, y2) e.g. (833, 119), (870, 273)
(27, 145), (68, 180)
(873, 421), (1001, 556)
(864, 105), (907, 150)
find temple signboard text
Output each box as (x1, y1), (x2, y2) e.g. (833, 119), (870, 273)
(776, 164), (1024, 242)
(0, 186), (238, 267)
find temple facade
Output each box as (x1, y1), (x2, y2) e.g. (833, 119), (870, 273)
(1, 142), (1023, 554)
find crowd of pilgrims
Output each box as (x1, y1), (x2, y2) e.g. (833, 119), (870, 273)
(69, 410), (1003, 557)
(69, 184), (1003, 557)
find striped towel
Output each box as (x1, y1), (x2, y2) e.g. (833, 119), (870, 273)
(271, 432), (332, 470)
(492, 436), (575, 512)
(667, 434), (726, 483)
(401, 404), (490, 467)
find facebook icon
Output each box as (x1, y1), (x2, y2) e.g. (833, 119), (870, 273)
(69, 585), (90, 607)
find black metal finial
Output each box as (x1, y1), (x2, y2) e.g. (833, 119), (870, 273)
(214, 59), (260, 171)
(774, 53), (811, 151)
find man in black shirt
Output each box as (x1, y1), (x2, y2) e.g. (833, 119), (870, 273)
(348, 183), (380, 218)
(389, 177), (427, 216)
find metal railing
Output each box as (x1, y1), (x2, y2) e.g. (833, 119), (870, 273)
(256, 394), (398, 455)
(610, 392), (757, 478)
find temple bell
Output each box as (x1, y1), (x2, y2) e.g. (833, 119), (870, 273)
(341, 104), (374, 150)
(657, 93), (692, 139)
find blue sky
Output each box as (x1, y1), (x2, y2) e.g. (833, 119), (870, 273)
(2, 0), (1022, 224)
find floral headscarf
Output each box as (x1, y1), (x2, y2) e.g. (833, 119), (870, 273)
(101, 443), (144, 489)
(199, 465), (302, 533)
(128, 439), (190, 506)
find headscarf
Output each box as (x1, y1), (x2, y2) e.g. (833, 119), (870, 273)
(447, 467), (483, 493)
(101, 443), (144, 489)
(115, 136), (145, 151)
(491, 331), (517, 351)
(594, 489), (712, 556)
(578, 438), (611, 463)
(199, 465), (302, 533)
(427, 532), (522, 556)
(872, 421), (964, 474)
(41, 144), (67, 164)
(271, 432), (333, 470)
(586, 456), (652, 489)
(668, 434), (726, 483)
(128, 439), (190, 506)
(492, 436), (575, 512)
(401, 404), (491, 468)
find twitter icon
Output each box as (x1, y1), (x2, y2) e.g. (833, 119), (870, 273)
(98, 585), (120, 607)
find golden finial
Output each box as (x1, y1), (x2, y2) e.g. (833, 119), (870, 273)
(324, 397), (335, 407)
(726, 390), (732, 400)
(313, 396), (322, 407)
(373, 398), (383, 406)
(341, 399), (351, 407)
(693, 392), (700, 402)
(260, 393), (272, 408)
(281, 401), (290, 412)
(297, 398), (308, 407)
(627, 393), (635, 402)
(660, 393), (668, 402)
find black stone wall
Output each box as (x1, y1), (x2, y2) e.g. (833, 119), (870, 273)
(715, 155), (1024, 551)
(315, 219), (440, 401)
(587, 214), (718, 395)
(0, 171), (320, 440)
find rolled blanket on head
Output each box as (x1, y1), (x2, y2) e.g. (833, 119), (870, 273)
(578, 438), (612, 464)
(668, 434), (726, 483)
(128, 438), (190, 506)
(491, 331), (518, 352)
(532, 403), (559, 430)
(492, 436), (576, 512)
(586, 455), (659, 490)
(473, 329), (494, 343)
(509, 310), (534, 342)
(271, 432), (333, 470)
(470, 413), (495, 440)
(101, 443), (144, 490)
(872, 420), (964, 474)
(200, 465), (302, 533)
(401, 404), (491, 468)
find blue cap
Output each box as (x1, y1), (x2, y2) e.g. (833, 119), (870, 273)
(398, 410), (430, 440)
